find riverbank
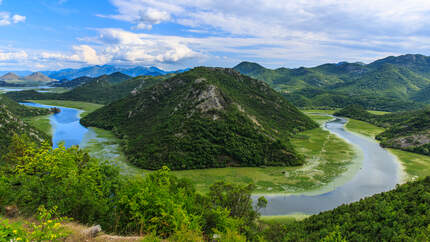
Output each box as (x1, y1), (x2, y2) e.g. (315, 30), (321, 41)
(21, 100), (140, 175)
(311, 109), (430, 184)
(26, 100), (103, 117)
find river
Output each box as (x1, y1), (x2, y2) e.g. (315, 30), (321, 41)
(21, 102), (138, 174)
(22, 102), (93, 148)
(259, 117), (401, 215)
(19, 103), (402, 215)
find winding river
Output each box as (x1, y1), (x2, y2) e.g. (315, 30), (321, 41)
(21, 102), (93, 148)
(19, 103), (402, 215)
(259, 117), (401, 215)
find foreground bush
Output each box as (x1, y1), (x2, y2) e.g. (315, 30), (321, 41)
(0, 135), (266, 239)
(0, 206), (70, 242)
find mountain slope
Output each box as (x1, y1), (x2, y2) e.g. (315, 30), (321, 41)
(233, 54), (430, 111)
(23, 72), (54, 83)
(0, 95), (51, 157)
(0, 72), (56, 85)
(376, 109), (430, 155)
(81, 67), (317, 170)
(0, 72), (21, 81)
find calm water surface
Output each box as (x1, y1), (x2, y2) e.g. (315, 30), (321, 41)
(21, 102), (95, 148)
(259, 117), (400, 215)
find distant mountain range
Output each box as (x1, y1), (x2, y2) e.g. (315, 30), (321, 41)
(0, 72), (56, 85)
(6, 72), (168, 105)
(0, 65), (189, 82)
(41, 65), (189, 80)
(233, 54), (430, 111)
(51, 72), (131, 88)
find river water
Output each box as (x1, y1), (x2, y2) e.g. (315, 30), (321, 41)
(18, 103), (402, 214)
(21, 102), (93, 148)
(259, 117), (401, 215)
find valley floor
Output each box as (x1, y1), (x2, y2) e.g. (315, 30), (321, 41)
(307, 109), (430, 183)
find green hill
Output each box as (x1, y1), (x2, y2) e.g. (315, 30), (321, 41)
(234, 54), (430, 111)
(377, 109), (430, 155)
(0, 95), (50, 157)
(6, 74), (165, 104)
(81, 67), (317, 170)
(52, 72), (130, 88)
(334, 105), (430, 155)
(269, 177), (430, 241)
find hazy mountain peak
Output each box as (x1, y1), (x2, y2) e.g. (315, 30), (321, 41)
(0, 72), (21, 80)
(23, 72), (54, 82)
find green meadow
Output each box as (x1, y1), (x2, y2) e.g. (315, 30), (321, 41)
(345, 119), (385, 138)
(24, 114), (52, 136)
(27, 100), (103, 117)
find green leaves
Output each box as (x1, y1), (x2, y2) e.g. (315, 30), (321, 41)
(0, 137), (266, 240)
(82, 67), (316, 170)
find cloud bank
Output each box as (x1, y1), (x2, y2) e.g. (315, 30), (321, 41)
(4, 0), (430, 70)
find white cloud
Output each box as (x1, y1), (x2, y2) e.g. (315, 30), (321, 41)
(72, 45), (108, 65)
(36, 29), (197, 68)
(12, 14), (26, 24)
(98, 28), (196, 63)
(105, 0), (430, 38)
(0, 50), (28, 61)
(93, 0), (430, 68)
(0, 12), (26, 26)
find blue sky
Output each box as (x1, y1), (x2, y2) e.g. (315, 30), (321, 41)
(1, 0), (430, 71)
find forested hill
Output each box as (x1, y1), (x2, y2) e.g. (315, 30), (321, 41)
(81, 67), (318, 170)
(234, 54), (430, 111)
(334, 105), (430, 156)
(6, 75), (166, 105)
(51, 72), (131, 88)
(0, 95), (51, 157)
(269, 177), (430, 241)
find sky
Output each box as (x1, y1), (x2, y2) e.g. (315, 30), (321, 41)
(1, 0), (430, 71)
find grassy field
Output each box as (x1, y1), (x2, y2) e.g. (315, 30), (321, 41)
(260, 214), (310, 224)
(368, 110), (391, 115)
(305, 114), (333, 125)
(388, 149), (430, 181)
(80, 127), (143, 176)
(345, 119), (385, 138)
(27, 100), (103, 117)
(173, 125), (356, 194)
(24, 114), (52, 136)
(301, 109), (337, 115)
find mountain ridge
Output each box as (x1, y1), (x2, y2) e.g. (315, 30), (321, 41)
(233, 54), (430, 111)
(42, 64), (189, 80)
(0, 72), (55, 85)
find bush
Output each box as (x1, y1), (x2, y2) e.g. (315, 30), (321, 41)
(0, 136), (265, 239)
